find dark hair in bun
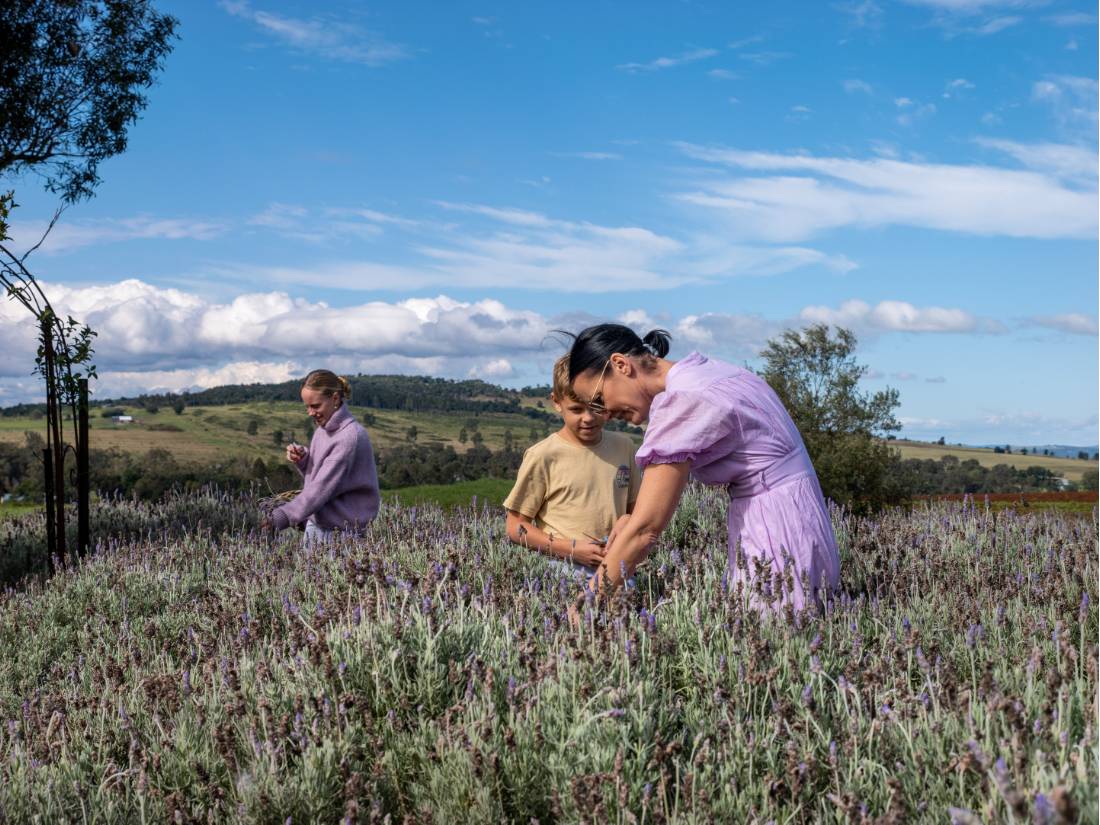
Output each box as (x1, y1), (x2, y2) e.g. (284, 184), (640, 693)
(564, 323), (672, 381)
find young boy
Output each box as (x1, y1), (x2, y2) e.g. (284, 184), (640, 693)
(503, 355), (641, 581)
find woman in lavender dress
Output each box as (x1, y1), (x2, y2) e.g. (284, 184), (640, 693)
(567, 324), (840, 611)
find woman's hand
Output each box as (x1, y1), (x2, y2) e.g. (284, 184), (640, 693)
(568, 540), (607, 568)
(286, 443), (307, 464)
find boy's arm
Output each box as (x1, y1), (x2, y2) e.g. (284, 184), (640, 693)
(505, 510), (607, 568)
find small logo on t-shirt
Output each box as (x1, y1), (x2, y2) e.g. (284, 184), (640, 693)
(615, 464), (631, 489)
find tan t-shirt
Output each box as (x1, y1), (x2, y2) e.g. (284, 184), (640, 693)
(503, 431), (641, 542)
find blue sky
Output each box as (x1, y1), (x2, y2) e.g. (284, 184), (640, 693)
(1, 0), (1096, 445)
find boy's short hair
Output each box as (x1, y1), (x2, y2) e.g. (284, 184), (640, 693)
(551, 355), (581, 402)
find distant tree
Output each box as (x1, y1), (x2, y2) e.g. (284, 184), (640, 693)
(1092, 452), (1098, 461)
(529, 426), (538, 441)
(936, 436), (945, 445)
(1005, 445), (1012, 454)
(1020, 447), (1028, 456)
(251, 457), (266, 479)
(247, 419), (258, 436)
(503, 429), (514, 452)
(760, 325), (904, 513)
(1078, 451), (1089, 460)
(472, 430), (484, 447)
(100, 407), (124, 418)
(535, 400), (544, 408)
(458, 427), (468, 445)
(1043, 449), (1050, 456)
(272, 429), (283, 446)
(361, 412), (376, 426)
(993, 446), (1004, 454)
(1081, 468), (1099, 491)
(406, 425), (418, 443)
(172, 399), (184, 415)
(0, 0), (179, 202)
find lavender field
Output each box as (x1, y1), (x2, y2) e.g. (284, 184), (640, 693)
(0, 487), (1095, 823)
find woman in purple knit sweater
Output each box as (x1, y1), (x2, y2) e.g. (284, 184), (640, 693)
(262, 370), (380, 543)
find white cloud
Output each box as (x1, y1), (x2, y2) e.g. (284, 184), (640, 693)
(900, 0), (1033, 12)
(798, 299), (1005, 334)
(672, 143), (1098, 241)
(844, 79), (873, 94)
(1025, 314), (1099, 336)
(1031, 75), (1098, 137)
(974, 139), (1096, 185)
(468, 358), (515, 379)
(943, 78), (975, 98)
(618, 309), (657, 328)
(8, 216), (227, 256)
(925, 376), (947, 383)
(616, 48), (719, 73)
(0, 280), (556, 379)
(672, 312), (786, 359)
(896, 100), (937, 126)
(974, 15), (1022, 34)
(708, 69), (739, 80)
(892, 371), (919, 380)
(836, 0), (884, 28)
(220, 0), (407, 66)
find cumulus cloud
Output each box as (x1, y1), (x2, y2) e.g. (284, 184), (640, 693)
(672, 143), (1098, 241)
(798, 299), (1005, 334)
(0, 280), (556, 380)
(843, 79), (873, 94)
(468, 359), (515, 379)
(220, 0), (407, 66)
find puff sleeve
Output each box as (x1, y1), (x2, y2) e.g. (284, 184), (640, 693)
(636, 390), (740, 469)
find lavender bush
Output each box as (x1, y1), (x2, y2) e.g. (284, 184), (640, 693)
(0, 485), (1095, 823)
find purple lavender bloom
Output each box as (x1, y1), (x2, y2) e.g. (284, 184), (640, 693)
(829, 740), (837, 760)
(609, 708), (626, 718)
(801, 683), (813, 705)
(352, 606), (362, 625)
(338, 661), (347, 676)
(1033, 794), (1055, 825)
(182, 669), (191, 697)
(642, 783), (652, 801)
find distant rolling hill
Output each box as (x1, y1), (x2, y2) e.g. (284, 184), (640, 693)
(892, 439), (1095, 482)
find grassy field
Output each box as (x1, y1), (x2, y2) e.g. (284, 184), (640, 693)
(0, 487), (1094, 821)
(383, 477), (514, 511)
(0, 502), (38, 522)
(894, 439), (1094, 481)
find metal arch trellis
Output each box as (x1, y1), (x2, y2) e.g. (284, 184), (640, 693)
(0, 205), (96, 571)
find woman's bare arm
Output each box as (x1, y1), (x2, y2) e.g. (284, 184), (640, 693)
(589, 461), (691, 592)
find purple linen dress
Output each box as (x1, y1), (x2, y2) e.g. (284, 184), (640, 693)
(636, 352), (840, 610)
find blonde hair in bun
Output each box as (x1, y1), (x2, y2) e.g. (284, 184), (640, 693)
(302, 369), (351, 402)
